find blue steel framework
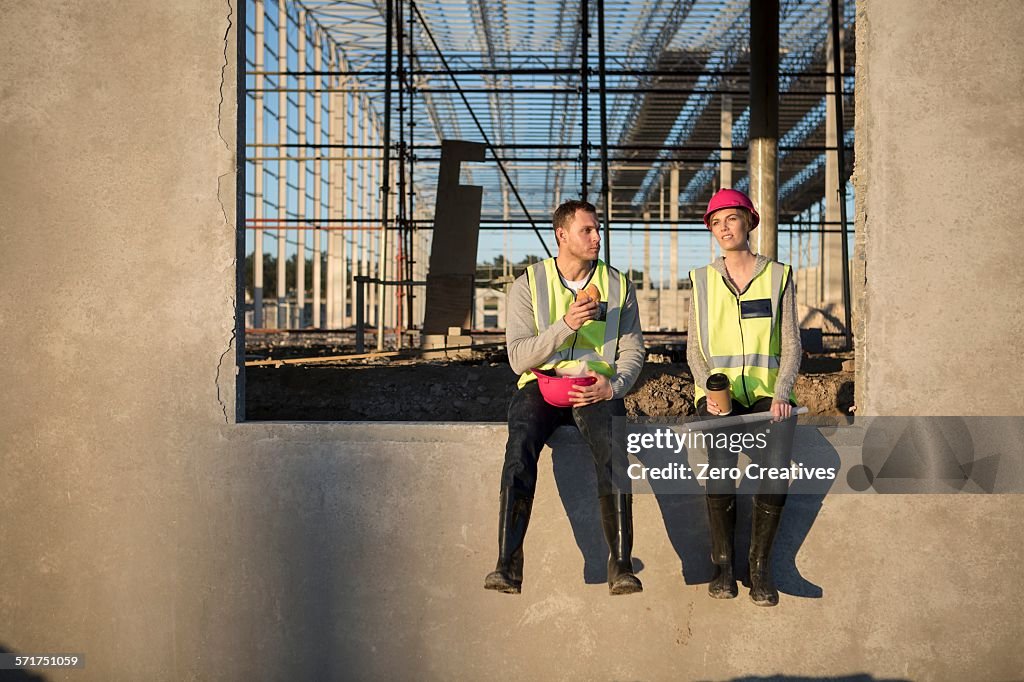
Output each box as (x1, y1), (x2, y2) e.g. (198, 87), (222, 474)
(242, 0), (855, 334)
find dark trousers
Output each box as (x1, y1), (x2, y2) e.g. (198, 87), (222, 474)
(501, 381), (626, 497)
(695, 395), (796, 506)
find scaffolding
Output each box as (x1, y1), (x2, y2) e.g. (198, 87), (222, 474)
(241, 0), (856, 345)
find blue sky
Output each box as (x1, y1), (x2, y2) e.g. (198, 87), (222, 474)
(244, 0), (856, 285)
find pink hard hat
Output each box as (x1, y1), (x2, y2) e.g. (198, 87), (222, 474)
(531, 369), (597, 407)
(703, 188), (760, 230)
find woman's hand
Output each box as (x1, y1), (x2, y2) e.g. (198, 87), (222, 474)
(770, 399), (793, 422)
(706, 398), (722, 415)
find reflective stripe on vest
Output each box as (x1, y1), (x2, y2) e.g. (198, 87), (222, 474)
(517, 258), (627, 389)
(690, 261), (793, 408)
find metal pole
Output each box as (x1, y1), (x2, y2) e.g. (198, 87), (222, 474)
(355, 275), (365, 353)
(748, 0), (779, 259)
(390, 160), (401, 347)
(358, 96), (368, 321)
(374, 122), (382, 329)
(719, 94), (733, 190)
(596, 0), (610, 263)
(378, 0), (394, 351)
(368, 116), (378, 327)
(327, 67), (339, 328)
(817, 200), (825, 304)
(348, 92), (358, 328)
(401, 0), (413, 329)
(253, 0), (265, 329)
(407, 0), (418, 330)
(397, 0), (409, 338)
(312, 26), (324, 328)
(326, 64), (337, 329)
(831, 0), (853, 351)
(580, 0), (589, 202)
(717, 94), (732, 262)
(669, 166), (679, 291)
(659, 174), (664, 290)
(643, 210), (651, 291)
(823, 0), (844, 310)
(293, 19), (306, 328)
(250, 67), (843, 78)
(276, 0), (288, 329)
(338, 73), (349, 329)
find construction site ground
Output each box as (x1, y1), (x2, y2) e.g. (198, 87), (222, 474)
(245, 331), (854, 421)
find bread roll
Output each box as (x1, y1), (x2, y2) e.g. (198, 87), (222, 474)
(578, 283), (601, 303)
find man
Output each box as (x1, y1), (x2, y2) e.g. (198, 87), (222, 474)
(483, 199), (646, 596)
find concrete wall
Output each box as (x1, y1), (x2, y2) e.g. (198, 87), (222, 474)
(2, 1), (1024, 680)
(853, 0), (1024, 415)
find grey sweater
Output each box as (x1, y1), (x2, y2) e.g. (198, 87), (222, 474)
(505, 265), (646, 399)
(686, 255), (802, 402)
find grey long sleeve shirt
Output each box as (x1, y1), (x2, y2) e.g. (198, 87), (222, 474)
(686, 255), (802, 403)
(505, 267), (646, 399)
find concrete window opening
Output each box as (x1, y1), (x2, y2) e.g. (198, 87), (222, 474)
(239, 0), (858, 422)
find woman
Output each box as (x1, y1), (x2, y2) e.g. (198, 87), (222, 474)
(686, 188), (801, 607)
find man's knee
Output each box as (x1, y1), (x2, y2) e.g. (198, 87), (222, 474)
(574, 398), (624, 423)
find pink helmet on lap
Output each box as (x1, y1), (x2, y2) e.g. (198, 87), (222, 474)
(531, 369), (597, 407)
(703, 188), (760, 230)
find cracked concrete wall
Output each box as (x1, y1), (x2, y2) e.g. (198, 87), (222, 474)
(0, 0), (243, 677)
(2, 1), (1024, 680)
(853, 0), (1024, 415)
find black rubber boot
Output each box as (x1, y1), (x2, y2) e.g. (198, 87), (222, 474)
(748, 499), (784, 607)
(484, 488), (533, 594)
(706, 495), (738, 599)
(599, 494), (643, 595)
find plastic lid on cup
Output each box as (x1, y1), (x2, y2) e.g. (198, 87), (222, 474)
(706, 373), (731, 391)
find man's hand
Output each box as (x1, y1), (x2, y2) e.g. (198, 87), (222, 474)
(564, 297), (599, 331)
(568, 370), (613, 406)
(770, 399), (793, 422)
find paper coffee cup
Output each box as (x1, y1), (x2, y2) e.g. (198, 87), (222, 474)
(705, 373), (733, 416)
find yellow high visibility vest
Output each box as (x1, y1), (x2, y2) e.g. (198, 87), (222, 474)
(690, 260), (796, 408)
(516, 258), (627, 389)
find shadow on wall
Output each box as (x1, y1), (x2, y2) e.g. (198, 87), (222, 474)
(551, 444), (646, 584)
(549, 424), (840, 598)
(729, 676), (910, 682)
(738, 426), (839, 597)
(548, 425), (835, 593)
(0, 645), (49, 681)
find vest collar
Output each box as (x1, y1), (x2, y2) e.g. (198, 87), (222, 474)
(710, 254), (771, 295)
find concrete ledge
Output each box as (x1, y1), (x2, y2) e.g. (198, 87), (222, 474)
(5, 421), (1009, 680)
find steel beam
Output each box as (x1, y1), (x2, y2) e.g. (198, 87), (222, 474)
(312, 23), (325, 328)
(253, 0), (265, 329)
(294, 18), (307, 328)
(748, 0), (779, 259)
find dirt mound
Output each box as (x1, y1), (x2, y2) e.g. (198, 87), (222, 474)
(245, 351), (853, 421)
